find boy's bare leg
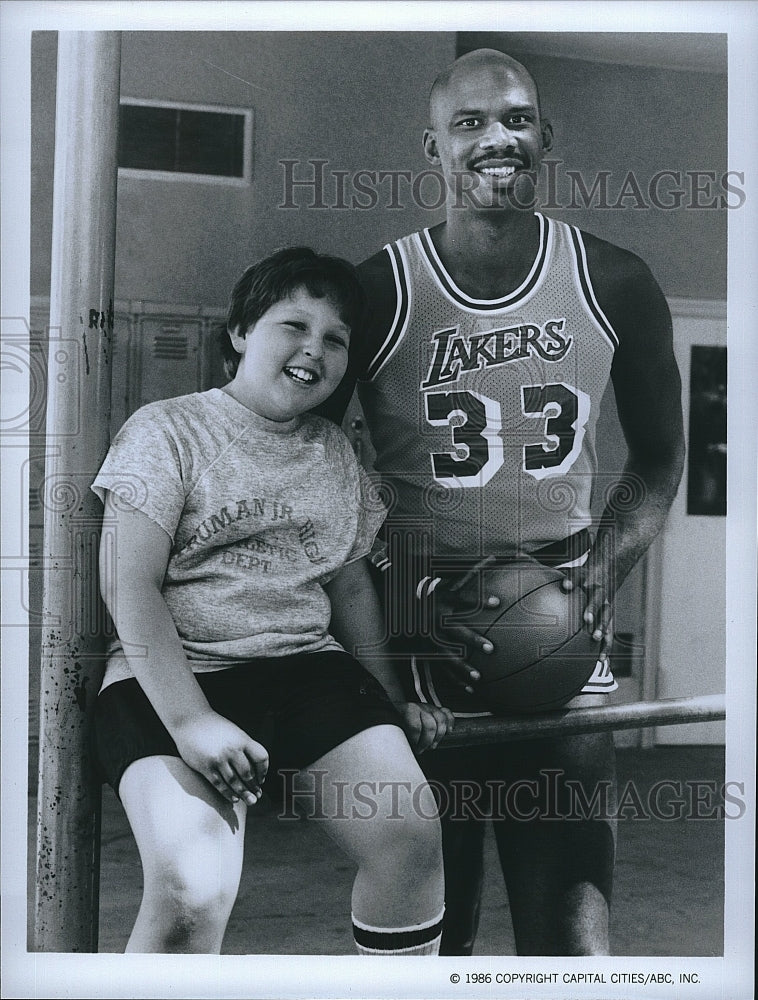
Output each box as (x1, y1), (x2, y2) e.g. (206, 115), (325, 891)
(119, 754), (247, 953)
(295, 725), (444, 938)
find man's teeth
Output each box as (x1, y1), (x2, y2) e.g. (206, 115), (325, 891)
(478, 165), (517, 177)
(285, 367), (317, 383)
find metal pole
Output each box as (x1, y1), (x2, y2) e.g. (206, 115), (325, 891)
(34, 31), (121, 953)
(441, 695), (726, 748)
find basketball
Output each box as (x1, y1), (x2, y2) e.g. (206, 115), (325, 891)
(453, 558), (600, 714)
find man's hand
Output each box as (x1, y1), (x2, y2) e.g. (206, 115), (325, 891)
(423, 556), (502, 692)
(560, 554), (615, 660)
(172, 710), (269, 807)
(396, 701), (455, 753)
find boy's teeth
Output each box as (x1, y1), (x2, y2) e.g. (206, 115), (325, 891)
(479, 165), (516, 177)
(285, 367), (316, 383)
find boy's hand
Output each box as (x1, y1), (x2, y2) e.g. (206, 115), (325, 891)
(396, 701), (455, 753)
(172, 710), (269, 807)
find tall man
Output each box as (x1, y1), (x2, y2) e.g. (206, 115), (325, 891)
(326, 48), (685, 955)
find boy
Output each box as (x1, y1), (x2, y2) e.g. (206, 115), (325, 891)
(91, 247), (452, 954)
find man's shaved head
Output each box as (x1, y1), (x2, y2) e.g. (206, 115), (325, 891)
(429, 48), (542, 127)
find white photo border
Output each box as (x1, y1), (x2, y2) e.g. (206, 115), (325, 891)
(2, 2), (755, 998)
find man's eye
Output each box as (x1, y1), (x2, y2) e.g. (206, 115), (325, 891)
(457, 117), (481, 128)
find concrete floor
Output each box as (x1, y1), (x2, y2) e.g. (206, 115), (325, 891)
(28, 745), (725, 956)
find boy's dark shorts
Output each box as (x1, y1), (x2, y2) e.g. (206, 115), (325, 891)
(93, 650), (402, 801)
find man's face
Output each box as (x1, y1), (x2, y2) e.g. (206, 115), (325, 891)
(424, 62), (550, 210)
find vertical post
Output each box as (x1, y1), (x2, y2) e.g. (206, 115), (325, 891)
(34, 31), (121, 953)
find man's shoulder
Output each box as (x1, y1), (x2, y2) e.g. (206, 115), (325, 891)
(573, 225), (654, 286)
(357, 229), (423, 286)
(566, 223), (671, 344)
(354, 240), (411, 342)
(576, 226), (668, 304)
(356, 246), (393, 288)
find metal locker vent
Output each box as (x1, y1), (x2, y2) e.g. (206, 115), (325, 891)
(153, 327), (190, 360)
(138, 317), (203, 412)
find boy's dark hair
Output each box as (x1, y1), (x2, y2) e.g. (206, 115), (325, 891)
(218, 246), (366, 379)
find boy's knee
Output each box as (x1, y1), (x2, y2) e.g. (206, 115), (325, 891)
(145, 863), (238, 942)
(391, 784), (443, 871)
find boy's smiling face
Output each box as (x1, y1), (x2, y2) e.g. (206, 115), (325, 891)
(227, 287), (351, 421)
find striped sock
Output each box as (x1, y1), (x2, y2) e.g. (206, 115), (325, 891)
(352, 908), (444, 956)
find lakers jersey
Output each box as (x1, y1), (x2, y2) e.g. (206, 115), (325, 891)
(358, 213), (618, 565)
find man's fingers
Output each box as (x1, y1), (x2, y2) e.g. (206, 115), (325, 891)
(597, 607), (615, 649)
(438, 654), (480, 692)
(442, 621), (493, 657)
(584, 596), (613, 642)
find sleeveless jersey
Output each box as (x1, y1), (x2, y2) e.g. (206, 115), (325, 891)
(357, 213), (618, 565)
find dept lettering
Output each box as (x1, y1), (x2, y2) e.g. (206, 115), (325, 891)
(179, 497), (293, 554)
(421, 318), (570, 390)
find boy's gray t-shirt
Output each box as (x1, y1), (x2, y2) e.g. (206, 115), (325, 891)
(91, 388), (386, 689)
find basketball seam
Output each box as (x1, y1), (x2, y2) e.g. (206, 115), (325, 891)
(478, 626), (597, 708)
(482, 577), (574, 630)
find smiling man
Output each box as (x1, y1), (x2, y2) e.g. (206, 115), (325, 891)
(326, 48), (685, 956)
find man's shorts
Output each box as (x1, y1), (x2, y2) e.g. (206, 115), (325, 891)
(407, 655), (616, 718)
(93, 650), (402, 800)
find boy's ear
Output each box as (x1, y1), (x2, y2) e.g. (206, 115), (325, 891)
(423, 128), (440, 165)
(228, 325), (246, 354)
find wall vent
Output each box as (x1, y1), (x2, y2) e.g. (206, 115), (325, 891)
(153, 329), (190, 360)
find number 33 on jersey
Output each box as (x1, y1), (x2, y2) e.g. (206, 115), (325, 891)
(357, 213), (618, 560)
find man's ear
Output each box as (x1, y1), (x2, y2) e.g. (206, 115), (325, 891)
(541, 118), (554, 153)
(423, 128), (440, 165)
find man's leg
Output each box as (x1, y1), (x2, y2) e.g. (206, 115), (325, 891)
(420, 745), (487, 956)
(438, 811), (486, 955)
(492, 727), (617, 956)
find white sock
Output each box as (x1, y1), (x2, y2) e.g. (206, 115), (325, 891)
(352, 908), (444, 956)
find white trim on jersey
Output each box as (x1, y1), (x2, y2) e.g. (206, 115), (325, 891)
(416, 213), (553, 312)
(364, 242), (413, 382)
(567, 225), (620, 351)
